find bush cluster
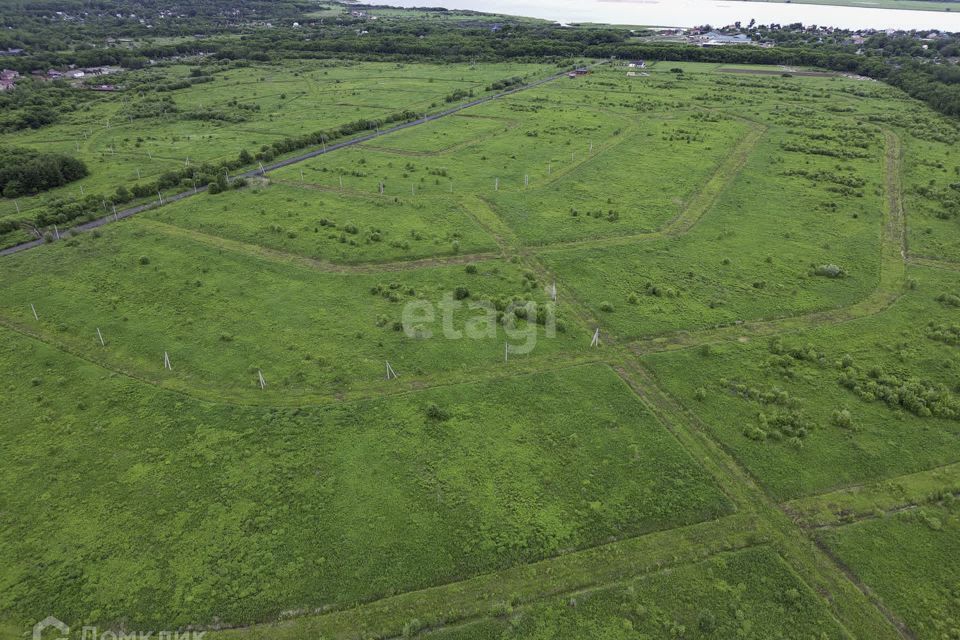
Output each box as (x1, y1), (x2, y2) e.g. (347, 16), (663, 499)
(927, 322), (960, 346)
(0, 147), (88, 198)
(838, 364), (959, 420)
(813, 264), (846, 279)
(936, 292), (960, 307)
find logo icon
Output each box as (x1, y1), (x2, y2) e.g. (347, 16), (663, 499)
(33, 616), (69, 640)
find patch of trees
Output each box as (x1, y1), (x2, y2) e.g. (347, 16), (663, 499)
(723, 380), (813, 445)
(0, 147), (88, 197)
(783, 169), (866, 189)
(912, 184), (960, 220)
(838, 362), (960, 420)
(780, 141), (871, 160)
(813, 264), (847, 278)
(0, 80), (78, 133)
(486, 76), (523, 91)
(927, 322), (960, 346)
(444, 88), (474, 103)
(937, 291), (960, 307)
(155, 75), (214, 93)
(247, 109), (420, 164)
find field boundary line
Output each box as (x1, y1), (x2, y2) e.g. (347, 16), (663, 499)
(909, 256), (960, 271)
(136, 218), (502, 273)
(624, 127), (908, 357)
(533, 117), (767, 254)
(203, 512), (763, 639)
(782, 460), (960, 529)
(0, 315), (606, 409)
(624, 361), (905, 639)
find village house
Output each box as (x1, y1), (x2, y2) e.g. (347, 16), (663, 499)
(700, 31), (753, 47)
(0, 68), (19, 91)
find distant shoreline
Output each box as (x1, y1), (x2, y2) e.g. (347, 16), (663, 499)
(735, 0), (957, 13)
(375, 0), (960, 29)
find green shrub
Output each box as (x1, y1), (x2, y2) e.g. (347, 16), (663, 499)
(814, 264), (846, 278)
(936, 292), (960, 307)
(425, 403), (449, 421)
(831, 408), (854, 429)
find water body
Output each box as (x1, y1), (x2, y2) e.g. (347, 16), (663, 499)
(380, 0), (960, 30)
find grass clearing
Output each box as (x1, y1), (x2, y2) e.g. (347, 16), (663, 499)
(0, 222), (585, 399)
(2, 61), (960, 639)
(820, 500), (960, 639)
(425, 546), (850, 639)
(642, 265), (960, 501)
(540, 124), (885, 338)
(148, 183), (499, 264)
(0, 60), (553, 246)
(0, 340), (732, 630)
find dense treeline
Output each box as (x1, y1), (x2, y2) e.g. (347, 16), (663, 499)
(0, 147), (88, 198)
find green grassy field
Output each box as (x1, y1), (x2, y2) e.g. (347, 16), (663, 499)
(426, 546), (850, 639)
(0, 222), (586, 400)
(820, 499), (960, 639)
(642, 264), (960, 501)
(0, 338), (731, 630)
(2, 60), (959, 640)
(148, 183), (500, 264)
(0, 60), (554, 245)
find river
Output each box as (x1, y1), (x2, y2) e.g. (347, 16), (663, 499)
(378, 0), (960, 30)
